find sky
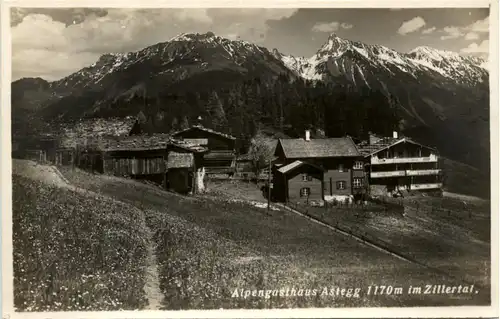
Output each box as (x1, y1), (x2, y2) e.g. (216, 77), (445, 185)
(10, 7), (490, 81)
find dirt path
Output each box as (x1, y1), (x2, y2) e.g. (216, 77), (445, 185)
(12, 159), (164, 310)
(143, 227), (164, 310)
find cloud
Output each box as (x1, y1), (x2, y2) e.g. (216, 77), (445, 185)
(12, 8), (298, 81)
(340, 22), (353, 29)
(312, 22), (340, 32)
(460, 40), (489, 54)
(421, 27), (436, 34)
(397, 16), (426, 35)
(465, 32), (480, 40)
(11, 8), (108, 26)
(312, 21), (353, 32)
(468, 16), (489, 33)
(439, 16), (489, 41)
(440, 26), (464, 40)
(210, 9), (297, 43)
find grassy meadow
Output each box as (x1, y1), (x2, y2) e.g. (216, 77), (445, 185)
(12, 175), (149, 311)
(56, 167), (491, 308)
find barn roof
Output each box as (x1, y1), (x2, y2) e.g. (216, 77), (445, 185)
(96, 134), (207, 153)
(357, 137), (437, 157)
(172, 125), (236, 140)
(277, 160), (324, 174)
(276, 137), (361, 159)
(204, 150), (235, 160)
(60, 116), (138, 148)
(167, 152), (194, 168)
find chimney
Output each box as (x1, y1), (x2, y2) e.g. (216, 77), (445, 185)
(305, 130), (311, 141)
(393, 131), (398, 139)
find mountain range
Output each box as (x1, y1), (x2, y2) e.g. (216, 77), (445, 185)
(11, 31), (490, 174)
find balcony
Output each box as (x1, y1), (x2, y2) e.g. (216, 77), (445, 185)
(410, 183), (443, 190)
(371, 154), (438, 165)
(406, 169), (441, 176)
(370, 170), (406, 178)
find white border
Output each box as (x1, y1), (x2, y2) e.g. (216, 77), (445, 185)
(1, 1), (498, 318)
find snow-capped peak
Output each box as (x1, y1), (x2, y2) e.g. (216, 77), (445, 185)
(169, 31), (221, 43)
(317, 33), (351, 56)
(274, 33), (488, 86)
(169, 32), (190, 42)
(409, 46), (461, 61)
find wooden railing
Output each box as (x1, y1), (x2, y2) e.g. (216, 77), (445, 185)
(371, 154), (438, 165)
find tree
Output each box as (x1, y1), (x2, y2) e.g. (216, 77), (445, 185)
(179, 116), (189, 130)
(170, 117), (179, 132)
(206, 91), (227, 130)
(137, 110), (147, 124)
(247, 134), (274, 178)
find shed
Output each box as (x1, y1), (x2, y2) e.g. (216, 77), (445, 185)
(167, 152), (195, 194)
(272, 160), (325, 204)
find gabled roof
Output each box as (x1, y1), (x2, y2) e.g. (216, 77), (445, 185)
(357, 137), (437, 157)
(170, 139), (209, 153)
(95, 134), (207, 153)
(203, 150), (235, 160)
(276, 137), (361, 159)
(277, 160), (324, 174)
(172, 125), (236, 140)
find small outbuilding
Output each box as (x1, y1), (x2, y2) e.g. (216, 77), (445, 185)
(272, 160), (325, 204)
(167, 152), (195, 194)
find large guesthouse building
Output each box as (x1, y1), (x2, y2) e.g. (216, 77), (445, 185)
(357, 132), (443, 196)
(271, 130), (367, 204)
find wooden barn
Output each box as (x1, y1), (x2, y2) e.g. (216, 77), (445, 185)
(357, 131), (443, 196)
(77, 134), (207, 193)
(272, 130), (367, 204)
(172, 125), (237, 176)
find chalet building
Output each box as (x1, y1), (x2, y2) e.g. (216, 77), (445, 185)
(357, 131), (443, 196)
(272, 130), (367, 204)
(171, 125), (237, 176)
(79, 134), (207, 194)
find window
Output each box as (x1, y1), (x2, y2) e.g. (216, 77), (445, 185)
(353, 161), (364, 170)
(300, 187), (311, 197)
(338, 163), (345, 172)
(302, 174), (313, 181)
(336, 181), (346, 190)
(353, 178), (363, 188)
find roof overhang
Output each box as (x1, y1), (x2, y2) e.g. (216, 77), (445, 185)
(362, 138), (437, 157)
